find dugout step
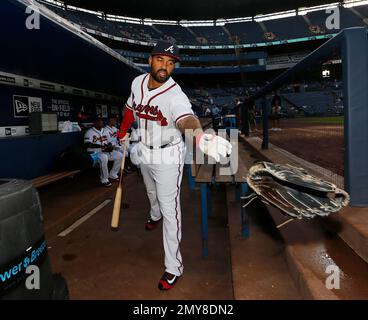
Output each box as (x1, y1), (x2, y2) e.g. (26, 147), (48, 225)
(265, 205), (368, 299)
(240, 136), (368, 299)
(225, 185), (301, 300)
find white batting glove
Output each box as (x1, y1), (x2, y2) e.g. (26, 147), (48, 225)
(198, 133), (232, 162)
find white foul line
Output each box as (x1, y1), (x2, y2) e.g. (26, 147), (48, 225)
(57, 199), (112, 237)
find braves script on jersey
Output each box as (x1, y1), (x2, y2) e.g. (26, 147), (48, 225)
(105, 125), (118, 146)
(84, 127), (109, 152)
(125, 73), (194, 147)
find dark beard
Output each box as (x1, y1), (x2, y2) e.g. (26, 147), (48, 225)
(151, 69), (170, 83)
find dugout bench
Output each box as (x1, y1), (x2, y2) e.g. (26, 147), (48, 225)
(32, 170), (81, 188)
(187, 140), (254, 258)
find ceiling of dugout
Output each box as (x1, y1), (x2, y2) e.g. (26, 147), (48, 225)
(62, 0), (342, 20)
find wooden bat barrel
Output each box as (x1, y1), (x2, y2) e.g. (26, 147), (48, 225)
(0, 179), (68, 299)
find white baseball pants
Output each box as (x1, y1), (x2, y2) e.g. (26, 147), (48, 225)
(140, 142), (185, 277)
(96, 151), (123, 183)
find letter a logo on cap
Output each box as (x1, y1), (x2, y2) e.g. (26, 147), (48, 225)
(165, 45), (174, 53)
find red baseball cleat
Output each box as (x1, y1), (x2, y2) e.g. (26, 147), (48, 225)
(158, 272), (180, 291)
(145, 217), (162, 231)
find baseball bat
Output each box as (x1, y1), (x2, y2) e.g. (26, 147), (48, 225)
(111, 139), (128, 230)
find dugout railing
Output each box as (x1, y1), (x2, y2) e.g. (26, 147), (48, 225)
(248, 27), (368, 206)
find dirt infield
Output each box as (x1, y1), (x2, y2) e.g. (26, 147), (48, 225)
(255, 118), (344, 176)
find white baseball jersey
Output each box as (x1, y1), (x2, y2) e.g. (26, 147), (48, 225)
(104, 125), (119, 147)
(84, 127), (122, 183)
(125, 73), (194, 147)
(84, 127), (110, 152)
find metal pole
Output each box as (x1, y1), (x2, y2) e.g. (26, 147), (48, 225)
(261, 96), (269, 149)
(342, 28), (368, 206)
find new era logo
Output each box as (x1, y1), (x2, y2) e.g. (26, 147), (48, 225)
(164, 45), (174, 53)
(15, 100), (28, 113)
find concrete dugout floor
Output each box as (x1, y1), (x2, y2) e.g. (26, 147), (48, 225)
(40, 169), (299, 300)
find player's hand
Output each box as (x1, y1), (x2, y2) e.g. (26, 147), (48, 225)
(103, 143), (114, 153)
(119, 135), (129, 146)
(197, 133), (232, 162)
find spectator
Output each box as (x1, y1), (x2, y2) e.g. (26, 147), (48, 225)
(208, 95), (214, 105)
(212, 105), (220, 115)
(245, 95), (257, 133)
(84, 116), (123, 187)
(270, 90), (282, 131)
(211, 105), (222, 131)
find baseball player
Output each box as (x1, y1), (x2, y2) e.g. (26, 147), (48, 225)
(104, 115), (119, 145)
(84, 116), (123, 187)
(105, 114), (126, 153)
(118, 41), (232, 291)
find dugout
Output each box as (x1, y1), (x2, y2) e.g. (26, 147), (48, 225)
(0, 0), (142, 179)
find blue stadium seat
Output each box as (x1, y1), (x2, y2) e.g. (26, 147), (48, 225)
(116, 22), (162, 41)
(40, 2), (368, 45)
(306, 10), (336, 35)
(340, 8), (365, 29)
(225, 21), (264, 43)
(353, 4), (368, 18)
(154, 24), (197, 44)
(263, 16), (309, 40)
(190, 26), (230, 45)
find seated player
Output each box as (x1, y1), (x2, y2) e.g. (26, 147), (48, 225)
(84, 116), (123, 187)
(105, 114), (135, 173)
(104, 114), (124, 153)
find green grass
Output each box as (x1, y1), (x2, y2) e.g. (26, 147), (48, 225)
(293, 116), (344, 125)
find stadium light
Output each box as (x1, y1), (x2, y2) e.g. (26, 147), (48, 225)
(144, 18), (178, 25)
(254, 10), (296, 22)
(66, 5), (104, 17)
(343, 0), (368, 8)
(106, 14), (142, 24)
(215, 18), (227, 26)
(143, 19), (153, 26)
(225, 17), (253, 24)
(180, 20), (215, 26)
(298, 3), (340, 15)
(37, 0), (64, 8)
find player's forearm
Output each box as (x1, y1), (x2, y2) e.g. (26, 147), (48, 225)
(176, 115), (202, 134)
(176, 115), (204, 144)
(118, 108), (135, 139)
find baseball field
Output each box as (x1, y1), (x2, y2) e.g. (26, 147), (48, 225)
(259, 116), (344, 176)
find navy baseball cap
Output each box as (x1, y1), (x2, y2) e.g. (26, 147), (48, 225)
(151, 41), (181, 62)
